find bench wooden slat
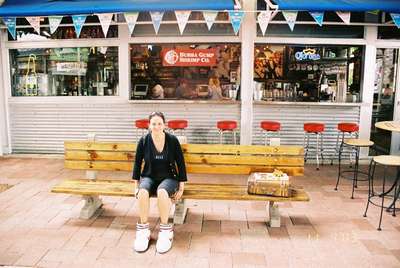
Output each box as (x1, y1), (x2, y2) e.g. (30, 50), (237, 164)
(182, 144), (304, 155)
(65, 141), (137, 151)
(65, 160), (303, 176)
(65, 150), (303, 167)
(51, 179), (310, 202)
(65, 141), (303, 156)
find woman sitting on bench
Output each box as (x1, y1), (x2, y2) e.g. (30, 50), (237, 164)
(132, 111), (187, 254)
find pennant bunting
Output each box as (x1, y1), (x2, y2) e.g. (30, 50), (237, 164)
(96, 13), (113, 37)
(124, 12), (139, 35)
(309, 12), (324, 26)
(150, 11), (164, 34)
(257, 10), (277, 36)
(26, 17), (41, 34)
(49, 16), (63, 34)
(72, 15), (87, 37)
(367, 10), (380, 15)
(390, 13), (400, 28)
(175, 10), (191, 35)
(3, 17), (16, 39)
(203, 11), (218, 30)
(228, 10), (245, 35)
(282, 11), (298, 31)
(336, 11), (351, 25)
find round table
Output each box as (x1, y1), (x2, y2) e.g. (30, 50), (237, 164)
(373, 120), (400, 213)
(375, 121), (400, 132)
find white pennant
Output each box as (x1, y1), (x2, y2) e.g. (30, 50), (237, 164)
(26, 17), (41, 34)
(203, 11), (218, 30)
(124, 12), (139, 35)
(150, 11), (164, 34)
(175, 10), (191, 35)
(96, 13), (113, 38)
(336, 11), (351, 25)
(282, 11), (298, 31)
(49, 16), (63, 34)
(257, 10), (277, 36)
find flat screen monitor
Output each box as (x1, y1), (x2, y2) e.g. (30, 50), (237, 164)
(134, 84), (149, 96)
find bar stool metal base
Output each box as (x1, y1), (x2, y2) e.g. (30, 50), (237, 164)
(335, 140), (372, 199)
(363, 156), (400, 231)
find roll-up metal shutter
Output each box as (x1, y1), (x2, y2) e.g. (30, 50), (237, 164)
(9, 102), (241, 153)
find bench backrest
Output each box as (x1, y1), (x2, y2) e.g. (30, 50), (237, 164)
(64, 141), (304, 176)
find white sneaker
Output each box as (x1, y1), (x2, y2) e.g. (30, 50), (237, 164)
(156, 224), (174, 254)
(134, 223), (150, 252)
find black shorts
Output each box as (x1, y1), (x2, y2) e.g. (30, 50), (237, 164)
(138, 177), (179, 197)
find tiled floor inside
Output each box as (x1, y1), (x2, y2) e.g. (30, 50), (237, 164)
(0, 157), (399, 268)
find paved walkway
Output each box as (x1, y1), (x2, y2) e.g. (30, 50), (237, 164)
(0, 157), (399, 267)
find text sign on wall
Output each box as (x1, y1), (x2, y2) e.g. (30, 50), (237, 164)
(162, 49), (217, 66)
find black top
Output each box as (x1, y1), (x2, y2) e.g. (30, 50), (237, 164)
(132, 132), (187, 182)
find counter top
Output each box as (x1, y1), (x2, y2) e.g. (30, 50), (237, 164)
(128, 99), (240, 104)
(253, 101), (364, 107)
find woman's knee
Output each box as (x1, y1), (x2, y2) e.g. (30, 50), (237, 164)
(157, 188), (170, 199)
(137, 189), (150, 199)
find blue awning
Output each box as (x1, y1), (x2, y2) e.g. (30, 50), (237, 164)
(0, 0), (234, 17)
(273, 0), (400, 13)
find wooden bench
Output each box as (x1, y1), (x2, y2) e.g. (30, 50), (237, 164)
(51, 136), (309, 227)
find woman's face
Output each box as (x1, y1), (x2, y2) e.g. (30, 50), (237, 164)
(149, 116), (165, 134)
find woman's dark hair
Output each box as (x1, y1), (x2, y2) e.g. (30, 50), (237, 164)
(149, 111), (166, 123)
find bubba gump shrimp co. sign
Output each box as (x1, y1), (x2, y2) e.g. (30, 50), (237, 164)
(161, 48), (217, 66)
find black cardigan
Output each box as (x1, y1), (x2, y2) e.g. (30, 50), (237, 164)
(132, 132), (187, 182)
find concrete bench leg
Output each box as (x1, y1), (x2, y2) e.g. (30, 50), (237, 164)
(268, 201), (281, 227)
(173, 199), (187, 224)
(80, 195), (103, 219)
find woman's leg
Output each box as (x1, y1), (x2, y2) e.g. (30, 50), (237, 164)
(137, 189), (150, 224)
(157, 179), (179, 224)
(157, 189), (172, 224)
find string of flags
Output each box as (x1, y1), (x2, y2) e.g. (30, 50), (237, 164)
(2, 9), (400, 40)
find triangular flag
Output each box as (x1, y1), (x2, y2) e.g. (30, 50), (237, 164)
(96, 13), (113, 37)
(3, 17), (16, 39)
(203, 11), (218, 30)
(124, 12), (139, 35)
(150, 11), (164, 34)
(309, 12), (324, 26)
(49, 16), (63, 34)
(282, 11), (298, 31)
(367, 10), (380, 15)
(175, 10), (191, 35)
(26, 17), (41, 34)
(72, 15), (87, 37)
(336, 11), (351, 25)
(228, 10), (245, 35)
(257, 10), (277, 36)
(390, 13), (400, 28)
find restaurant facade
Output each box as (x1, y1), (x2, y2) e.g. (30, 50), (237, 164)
(0, 0), (399, 157)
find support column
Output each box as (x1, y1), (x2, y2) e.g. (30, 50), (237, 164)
(359, 26), (377, 158)
(239, 0), (256, 145)
(0, 30), (9, 155)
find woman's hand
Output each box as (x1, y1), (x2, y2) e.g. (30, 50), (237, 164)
(134, 180), (139, 199)
(172, 182), (185, 202)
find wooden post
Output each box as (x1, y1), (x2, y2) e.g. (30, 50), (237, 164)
(80, 133), (103, 219)
(268, 201), (281, 227)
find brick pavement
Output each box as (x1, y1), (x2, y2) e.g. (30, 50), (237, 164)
(0, 157), (399, 267)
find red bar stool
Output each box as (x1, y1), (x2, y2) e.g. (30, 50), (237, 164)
(260, 121), (281, 146)
(217, 120), (237, 144)
(303, 122), (325, 170)
(135, 119), (149, 141)
(167, 119), (188, 136)
(331, 122), (359, 165)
